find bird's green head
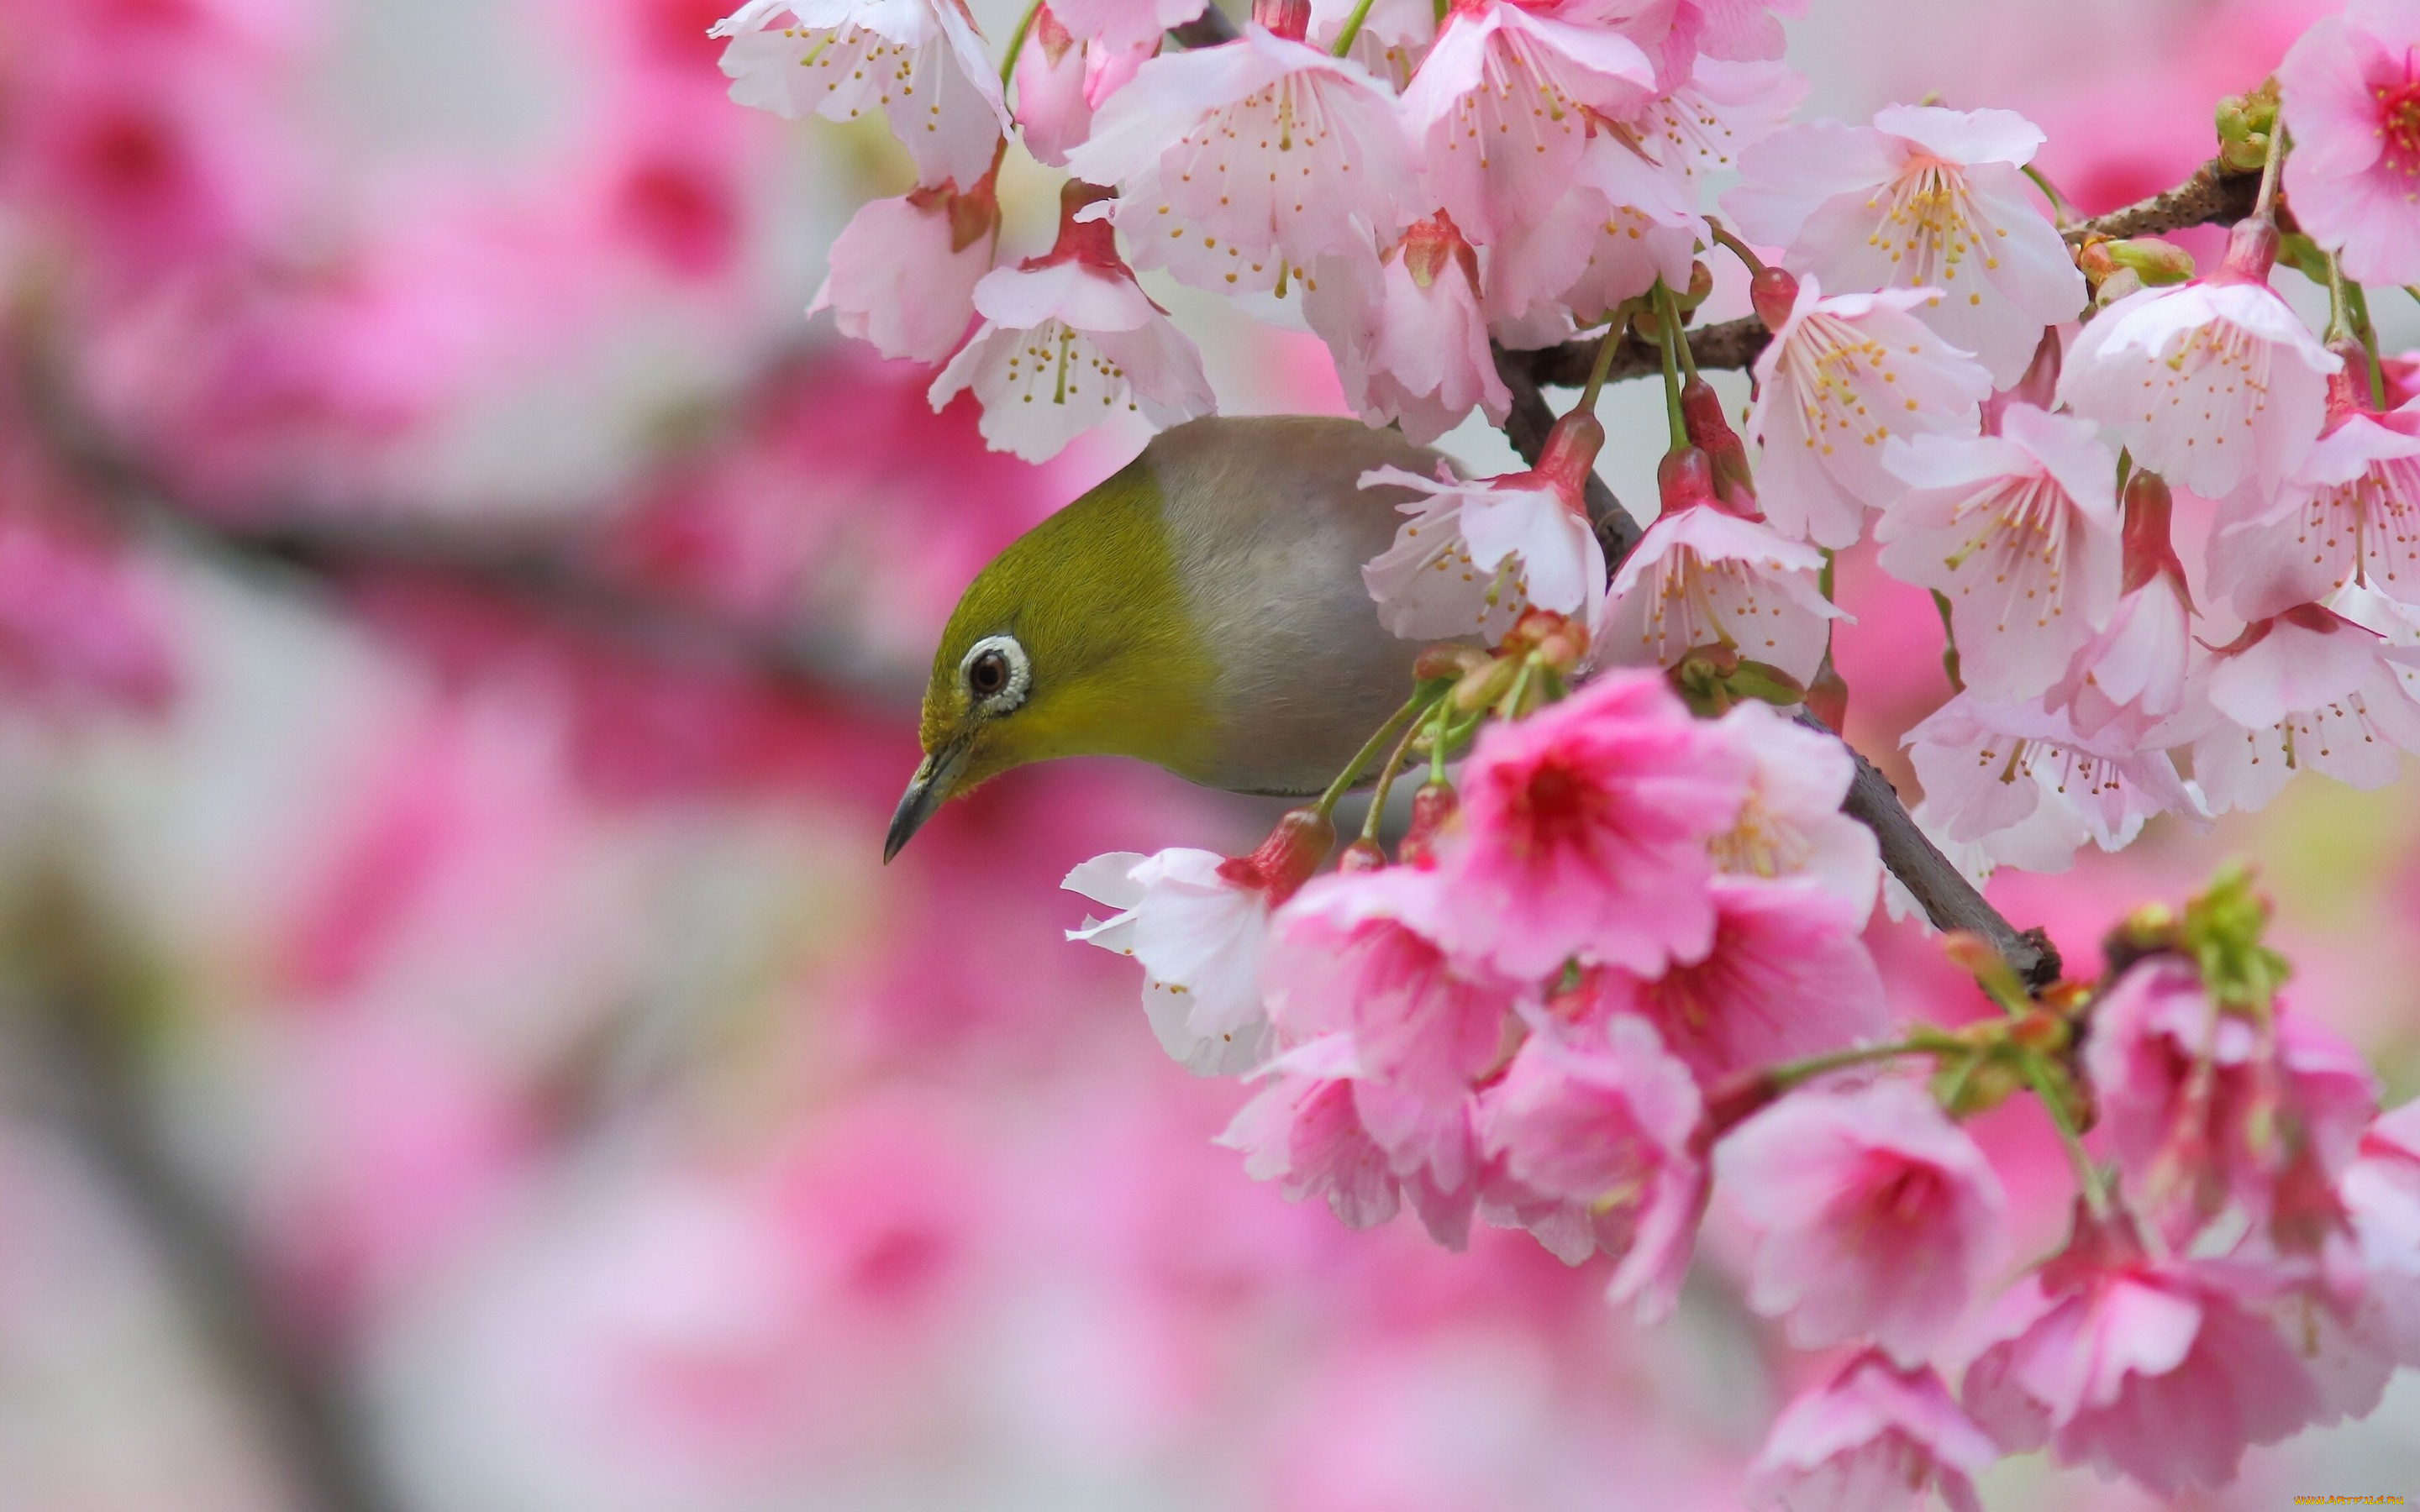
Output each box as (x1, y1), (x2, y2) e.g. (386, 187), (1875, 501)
(883, 462), (1221, 860)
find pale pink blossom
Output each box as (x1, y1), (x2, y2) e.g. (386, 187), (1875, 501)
(1314, 211), (1510, 445)
(713, 0), (1008, 186)
(1358, 411), (1605, 643)
(1719, 1079), (2005, 1363)
(1046, 0), (1205, 52)
(2048, 470), (2196, 742)
(2058, 222), (2340, 501)
(1674, 0), (1807, 62)
(1009, 8), (1154, 167)
(1745, 274), (1994, 549)
(1745, 1352), (1996, 1512)
(1904, 695), (2197, 869)
(2278, 0), (2420, 287)
(1705, 700), (1882, 916)
(1219, 1037), (1478, 1245)
(1065, 15), (1413, 295)
(1427, 668), (1753, 978)
(1876, 403), (2123, 701)
(1600, 488), (1844, 684)
(808, 180), (994, 364)
(1481, 129), (1697, 347)
(1549, 876), (1886, 1082)
(2207, 391), (2420, 619)
(1724, 106), (2086, 383)
(929, 189), (1215, 462)
(1476, 1016), (1707, 1318)
(1065, 848), (1274, 1074)
(2342, 1100), (2420, 1369)
(2189, 601), (2420, 814)
(1263, 865), (1518, 1110)
(1396, 0), (1655, 244)
(1632, 57), (1806, 182)
(1961, 1213), (2323, 1497)
(2085, 957), (2379, 1248)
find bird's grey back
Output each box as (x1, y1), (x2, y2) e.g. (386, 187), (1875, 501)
(1142, 416), (1450, 795)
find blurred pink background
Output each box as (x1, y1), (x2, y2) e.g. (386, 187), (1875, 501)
(0, 1), (2412, 1509)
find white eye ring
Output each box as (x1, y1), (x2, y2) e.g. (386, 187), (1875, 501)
(960, 633), (1032, 715)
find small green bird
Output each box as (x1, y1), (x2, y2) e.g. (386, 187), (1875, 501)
(884, 415), (1450, 861)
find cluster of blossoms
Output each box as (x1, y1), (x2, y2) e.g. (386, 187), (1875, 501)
(713, 0), (2420, 1504)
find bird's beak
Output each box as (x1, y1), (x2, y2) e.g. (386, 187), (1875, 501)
(883, 741), (966, 863)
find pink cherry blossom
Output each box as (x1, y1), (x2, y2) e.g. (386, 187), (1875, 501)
(1220, 1062), (1407, 1231)
(1009, 8), (1154, 168)
(1065, 14), (1412, 296)
(1903, 694), (2197, 870)
(1719, 1079), (2005, 1363)
(1724, 105), (2086, 384)
(1600, 486), (1844, 684)
(1744, 1352), (1996, 1512)
(1426, 668), (1753, 978)
(1396, 0), (1656, 244)
(1358, 411), (1606, 643)
(1262, 864), (1518, 1111)
(2048, 470), (2196, 742)
(2189, 601), (2420, 814)
(2342, 1100), (2420, 1370)
(1705, 700), (1882, 915)
(1961, 1211), (2323, 1497)
(1876, 403), (2123, 701)
(808, 178), (995, 364)
(1745, 274), (1994, 549)
(713, 0), (1008, 187)
(2278, 0), (2420, 287)
(1314, 210), (1510, 445)
(1476, 1016), (1707, 1318)
(1065, 848), (1276, 1074)
(1045, 0), (1205, 52)
(2084, 957), (2379, 1248)
(1550, 875), (1886, 1082)
(1219, 1037), (1478, 1245)
(1632, 57), (1806, 182)
(2207, 389), (2420, 620)
(2058, 222), (2340, 501)
(1482, 129), (1698, 348)
(929, 186), (1215, 461)
(1675, 0), (1807, 62)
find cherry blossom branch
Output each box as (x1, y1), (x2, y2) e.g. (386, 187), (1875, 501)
(1503, 158), (2264, 393)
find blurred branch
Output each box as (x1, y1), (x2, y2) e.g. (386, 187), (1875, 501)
(13, 338), (913, 707)
(4, 856), (403, 1512)
(1501, 159), (2265, 395)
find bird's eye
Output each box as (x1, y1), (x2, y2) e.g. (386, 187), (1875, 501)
(959, 634), (1030, 714)
(969, 650), (1007, 696)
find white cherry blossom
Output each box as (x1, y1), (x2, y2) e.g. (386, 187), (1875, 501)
(713, 0), (1008, 187)
(1725, 104), (2086, 383)
(1876, 403), (2123, 701)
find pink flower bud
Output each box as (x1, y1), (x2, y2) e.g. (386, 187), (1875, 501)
(1217, 806), (1335, 903)
(1656, 444), (1719, 516)
(1749, 265), (1799, 331)
(1399, 780), (1459, 866)
(1249, 0), (1310, 40)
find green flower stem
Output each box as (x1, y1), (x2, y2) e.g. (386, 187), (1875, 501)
(1315, 685), (1437, 822)
(1766, 1039), (1939, 1092)
(1654, 280), (1688, 453)
(2253, 122), (2289, 222)
(1932, 589), (1964, 694)
(1361, 685), (1444, 841)
(999, 0), (1044, 87)
(2024, 1051), (2112, 1218)
(2021, 164), (2080, 228)
(1577, 318), (1624, 415)
(1329, 0), (1380, 55)
(1704, 218), (1768, 278)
